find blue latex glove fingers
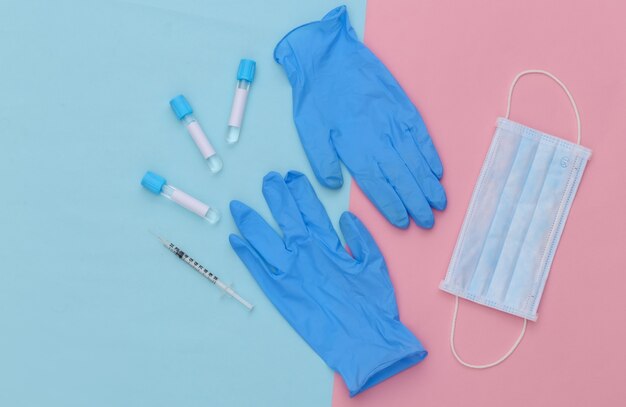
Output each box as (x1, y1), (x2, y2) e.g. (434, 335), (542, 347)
(354, 169), (410, 229)
(229, 200), (291, 271)
(392, 125), (447, 210)
(284, 171), (344, 252)
(408, 114), (444, 179)
(294, 116), (343, 189)
(339, 212), (399, 318)
(339, 211), (382, 264)
(377, 158), (435, 229)
(229, 234), (281, 293)
(262, 172), (309, 245)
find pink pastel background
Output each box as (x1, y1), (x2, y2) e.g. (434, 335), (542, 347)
(333, 0), (626, 405)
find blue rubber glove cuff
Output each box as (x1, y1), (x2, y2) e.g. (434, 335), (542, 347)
(335, 319), (427, 396)
(275, 6), (356, 86)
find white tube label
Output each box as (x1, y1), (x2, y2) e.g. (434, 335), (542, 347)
(171, 189), (210, 218)
(186, 121), (216, 159)
(228, 88), (249, 127)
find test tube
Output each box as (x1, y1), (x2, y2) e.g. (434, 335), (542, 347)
(141, 171), (220, 224)
(226, 59), (256, 144)
(170, 94), (223, 173)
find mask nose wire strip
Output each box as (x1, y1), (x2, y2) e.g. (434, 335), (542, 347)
(450, 296), (527, 369)
(505, 69), (582, 145)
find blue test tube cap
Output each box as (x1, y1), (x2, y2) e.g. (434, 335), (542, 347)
(141, 171), (166, 194)
(237, 59), (256, 83)
(169, 94), (193, 120)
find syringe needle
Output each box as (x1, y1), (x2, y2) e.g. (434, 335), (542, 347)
(149, 231), (170, 247)
(153, 235), (254, 311)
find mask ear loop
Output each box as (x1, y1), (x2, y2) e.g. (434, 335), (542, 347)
(450, 70), (581, 369)
(506, 69), (581, 144)
(450, 296), (527, 369)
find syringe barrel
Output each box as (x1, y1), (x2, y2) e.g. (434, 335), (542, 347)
(161, 184), (220, 224)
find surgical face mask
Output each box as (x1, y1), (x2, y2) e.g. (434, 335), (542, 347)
(440, 70), (592, 368)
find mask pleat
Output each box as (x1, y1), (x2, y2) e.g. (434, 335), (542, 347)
(442, 114), (591, 321)
(486, 139), (556, 303)
(468, 132), (539, 297)
(503, 144), (576, 312)
(451, 129), (521, 289)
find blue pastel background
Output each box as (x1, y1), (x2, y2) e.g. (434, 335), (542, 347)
(0, 1), (365, 406)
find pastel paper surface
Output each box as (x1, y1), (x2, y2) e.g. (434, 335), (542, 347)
(333, 0), (626, 405)
(0, 1), (365, 406)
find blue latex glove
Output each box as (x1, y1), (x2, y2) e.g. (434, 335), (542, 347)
(274, 6), (446, 229)
(229, 171), (427, 397)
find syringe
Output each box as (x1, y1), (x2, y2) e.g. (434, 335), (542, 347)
(155, 235), (254, 311)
